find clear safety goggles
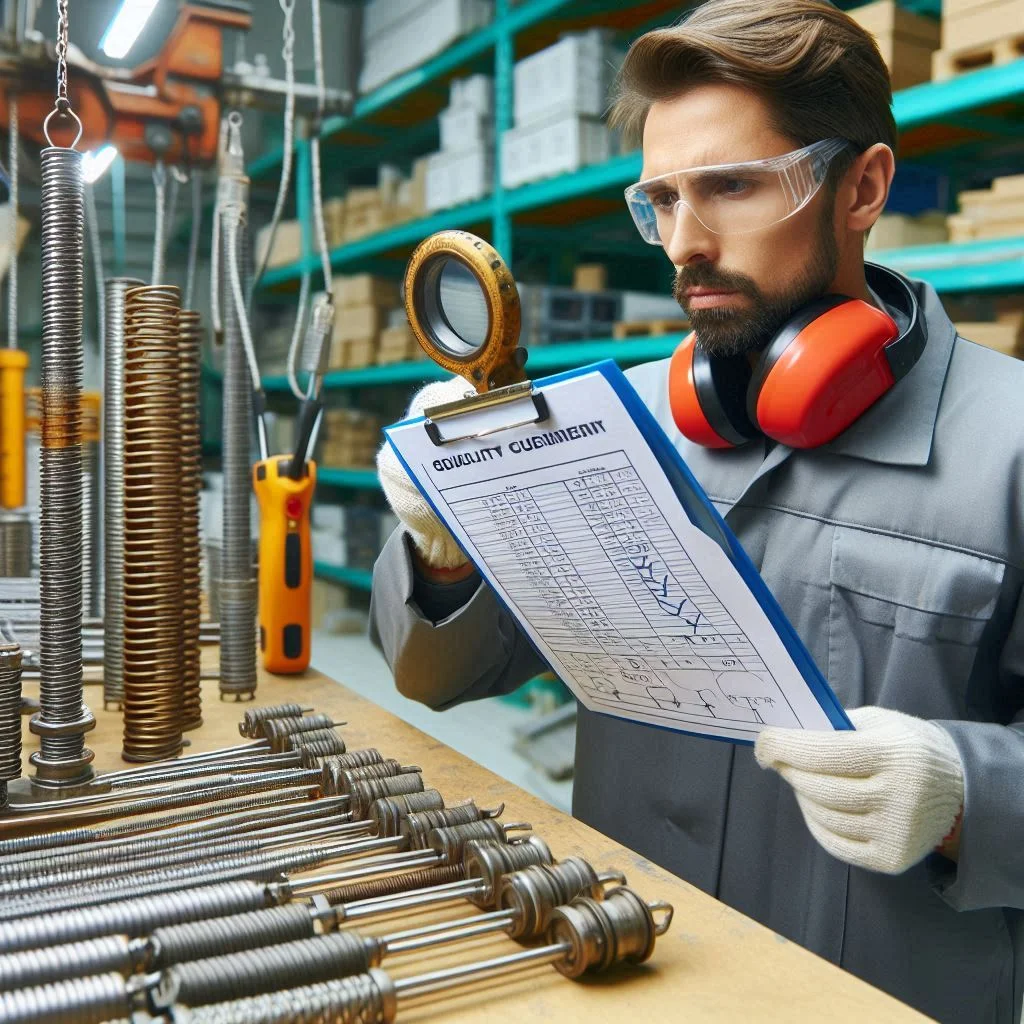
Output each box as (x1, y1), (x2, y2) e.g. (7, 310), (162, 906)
(624, 138), (852, 243)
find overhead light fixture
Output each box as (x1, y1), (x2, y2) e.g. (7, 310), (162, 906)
(99, 0), (160, 60)
(82, 145), (118, 184)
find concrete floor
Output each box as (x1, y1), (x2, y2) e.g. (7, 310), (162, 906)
(312, 630), (574, 814)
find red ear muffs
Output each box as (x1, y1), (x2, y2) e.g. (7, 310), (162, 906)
(667, 263), (925, 451)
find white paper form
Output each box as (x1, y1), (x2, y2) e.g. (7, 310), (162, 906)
(385, 367), (843, 743)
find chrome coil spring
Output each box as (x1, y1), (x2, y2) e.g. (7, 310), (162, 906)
(462, 837), (554, 910)
(149, 904), (315, 969)
(240, 703), (311, 738)
(0, 971), (129, 1024)
(367, 790), (446, 838)
(0, 644), (22, 806)
(181, 969), (393, 1024)
(0, 933), (133, 990)
(102, 277), (144, 709)
(262, 713), (338, 752)
(152, 931), (379, 1009)
(122, 284), (185, 762)
(179, 310), (204, 730)
(499, 859), (609, 939)
(322, 862), (465, 906)
(309, 747), (383, 773)
(426, 819), (508, 864)
(35, 145), (94, 783)
(0, 880), (272, 954)
(323, 758), (403, 797)
(400, 802), (483, 849)
(285, 728), (345, 754)
(0, 513), (32, 577)
(349, 773), (424, 820)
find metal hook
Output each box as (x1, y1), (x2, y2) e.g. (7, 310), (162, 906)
(598, 869), (628, 889)
(42, 104), (83, 150)
(648, 899), (675, 935)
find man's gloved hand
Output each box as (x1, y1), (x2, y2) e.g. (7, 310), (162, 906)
(377, 375), (475, 570)
(754, 706), (964, 875)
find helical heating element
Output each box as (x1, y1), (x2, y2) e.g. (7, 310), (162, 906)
(0, 643), (22, 807)
(30, 144), (95, 788)
(122, 284), (185, 762)
(102, 277), (144, 709)
(179, 310), (204, 730)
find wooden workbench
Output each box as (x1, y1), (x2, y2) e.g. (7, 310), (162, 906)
(16, 667), (931, 1023)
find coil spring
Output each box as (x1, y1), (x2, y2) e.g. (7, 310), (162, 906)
(462, 837), (554, 909)
(0, 836), (265, 898)
(179, 969), (393, 1024)
(0, 971), (129, 1024)
(262, 714), (337, 752)
(0, 879), (272, 954)
(427, 819), (508, 864)
(149, 903), (315, 969)
(179, 309), (203, 731)
(367, 790), (446, 837)
(401, 802), (484, 849)
(239, 703), (310, 739)
(285, 728), (345, 754)
(152, 931), (379, 1009)
(324, 758), (403, 797)
(498, 859), (603, 939)
(122, 283), (185, 762)
(322, 861), (465, 906)
(0, 644), (22, 805)
(0, 932), (133, 990)
(101, 277), (144, 709)
(308, 747), (383, 773)
(350, 773), (424, 820)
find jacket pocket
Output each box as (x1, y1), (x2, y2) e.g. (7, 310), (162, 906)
(827, 526), (1004, 714)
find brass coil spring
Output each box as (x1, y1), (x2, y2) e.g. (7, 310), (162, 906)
(0, 644), (22, 806)
(36, 145), (93, 781)
(102, 277), (145, 709)
(122, 284), (185, 762)
(322, 862), (465, 906)
(179, 310), (204, 731)
(309, 747), (383, 773)
(0, 879), (271, 954)
(0, 971), (130, 1024)
(239, 703), (310, 738)
(183, 969), (391, 1024)
(152, 930), (379, 1009)
(367, 789), (445, 837)
(350, 773), (424, 820)
(286, 728), (345, 755)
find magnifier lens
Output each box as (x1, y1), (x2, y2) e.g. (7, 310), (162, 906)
(421, 257), (491, 359)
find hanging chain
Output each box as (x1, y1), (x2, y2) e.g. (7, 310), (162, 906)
(43, 0), (82, 148)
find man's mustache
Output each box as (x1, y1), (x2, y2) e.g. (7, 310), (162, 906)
(673, 266), (759, 302)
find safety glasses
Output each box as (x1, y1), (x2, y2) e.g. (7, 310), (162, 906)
(624, 138), (852, 243)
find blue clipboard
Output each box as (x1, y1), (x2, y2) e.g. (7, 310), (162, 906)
(386, 359), (852, 741)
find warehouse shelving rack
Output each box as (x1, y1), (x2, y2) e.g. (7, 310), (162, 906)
(236, 0), (1024, 590)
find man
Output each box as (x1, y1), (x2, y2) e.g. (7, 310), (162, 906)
(370, 2), (1024, 1020)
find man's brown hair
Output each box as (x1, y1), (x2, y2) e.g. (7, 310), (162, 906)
(610, 0), (898, 181)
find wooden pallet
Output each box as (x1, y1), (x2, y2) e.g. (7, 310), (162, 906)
(611, 318), (690, 340)
(931, 33), (1024, 79)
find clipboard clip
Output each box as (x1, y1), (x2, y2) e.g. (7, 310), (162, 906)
(423, 380), (550, 447)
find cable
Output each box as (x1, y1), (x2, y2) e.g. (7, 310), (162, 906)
(286, 271), (311, 400)
(84, 182), (104, 349)
(310, 0), (332, 294)
(185, 171), (202, 311)
(224, 207), (263, 395)
(6, 94), (16, 349)
(150, 159), (167, 286)
(210, 115), (230, 337)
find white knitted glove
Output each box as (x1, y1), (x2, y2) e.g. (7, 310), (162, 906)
(377, 375), (475, 570)
(754, 706), (964, 875)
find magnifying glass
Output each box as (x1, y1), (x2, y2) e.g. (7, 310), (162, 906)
(403, 230), (527, 393)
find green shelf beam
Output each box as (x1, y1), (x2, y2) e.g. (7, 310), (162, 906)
(318, 467), (381, 489)
(893, 59), (1024, 131)
(314, 561), (374, 591)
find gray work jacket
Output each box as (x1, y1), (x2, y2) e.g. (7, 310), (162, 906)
(369, 277), (1024, 1024)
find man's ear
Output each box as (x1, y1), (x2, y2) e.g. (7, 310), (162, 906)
(842, 144), (895, 233)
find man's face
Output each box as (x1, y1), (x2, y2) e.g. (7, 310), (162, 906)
(641, 84), (840, 358)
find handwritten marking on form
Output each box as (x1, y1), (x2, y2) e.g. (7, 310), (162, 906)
(386, 369), (841, 742)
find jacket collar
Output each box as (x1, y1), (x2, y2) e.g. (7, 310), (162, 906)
(819, 275), (956, 467)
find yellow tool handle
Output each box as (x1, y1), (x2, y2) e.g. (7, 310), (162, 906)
(253, 455), (317, 675)
(0, 349), (29, 509)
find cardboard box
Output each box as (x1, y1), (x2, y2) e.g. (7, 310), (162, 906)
(847, 0), (939, 90)
(408, 157), (430, 217)
(865, 212), (948, 250)
(333, 274), (401, 309)
(573, 264), (608, 292)
(255, 219), (303, 269)
(333, 303), (383, 344)
(956, 315), (1024, 357)
(377, 323), (419, 364)
(426, 145), (492, 211)
(330, 336), (377, 369)
(939, 0), (1024, 52)
(439, 105), (493, 152)
(501, 113), (612, 189)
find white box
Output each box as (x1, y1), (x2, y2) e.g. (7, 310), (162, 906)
(450, 74), (493, 115)
(426, 146), (492, 211)
(313, 504), (346, 531)
(363, 0), (426, 45)
(501, 114), (611, 189)
(439, 105), (493, 152)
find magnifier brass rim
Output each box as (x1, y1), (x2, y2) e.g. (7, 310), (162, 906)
(404, 230), (524, 393)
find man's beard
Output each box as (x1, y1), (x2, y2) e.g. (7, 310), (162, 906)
(672, 212), (839, 358)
